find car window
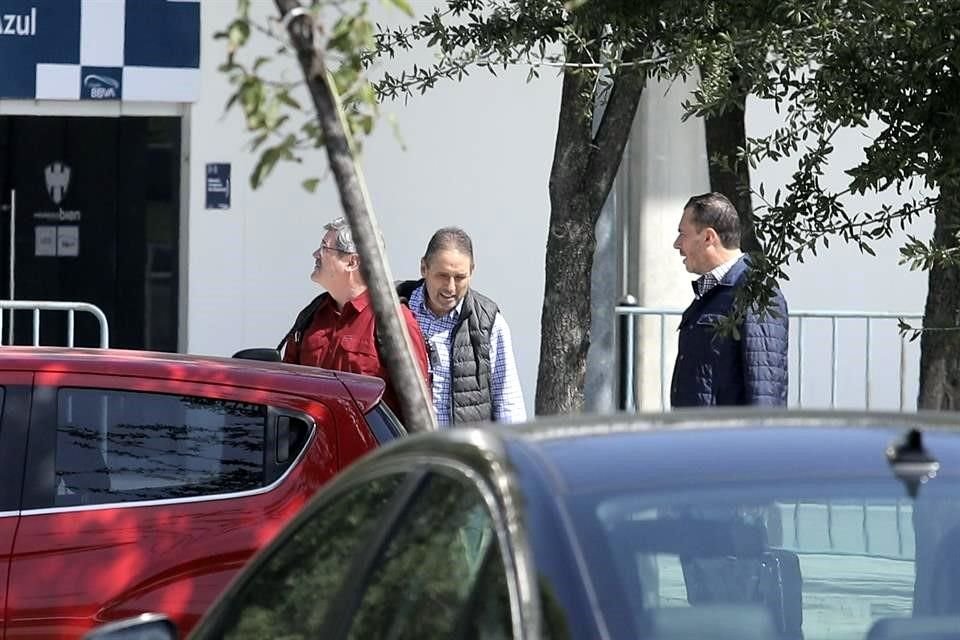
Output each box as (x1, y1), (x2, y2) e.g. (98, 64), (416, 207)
(455, 539), (513, 640)
(198, 473), (406, 640)
(345, 472), (500, 640)
(54, 388), (266, 506)
(0, 386), (17, 511)
(364, 402), (406, 443)
(575, 485), (960, 640)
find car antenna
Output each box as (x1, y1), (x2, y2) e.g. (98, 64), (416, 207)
(886, 428), (940, 499)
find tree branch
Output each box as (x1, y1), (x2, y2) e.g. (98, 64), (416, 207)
(581, 52), (645, 217)
(548, 39), (599, 205)
(275, 0), (436, 432)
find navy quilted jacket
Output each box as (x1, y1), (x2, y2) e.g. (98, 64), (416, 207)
(670, 257), (788, 407)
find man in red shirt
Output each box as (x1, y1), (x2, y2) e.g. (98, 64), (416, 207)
(282, 217), (431, 421)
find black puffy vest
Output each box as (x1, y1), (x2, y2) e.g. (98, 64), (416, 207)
(398, 280), (499, 425)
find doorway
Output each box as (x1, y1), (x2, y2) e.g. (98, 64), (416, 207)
(0, 116), (180, 350)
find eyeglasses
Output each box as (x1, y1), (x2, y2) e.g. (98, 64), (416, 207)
(320, 243), (355, 254)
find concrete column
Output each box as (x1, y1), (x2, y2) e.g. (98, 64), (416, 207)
(623, 73), (711, 410)
(584, 167), (620, 413)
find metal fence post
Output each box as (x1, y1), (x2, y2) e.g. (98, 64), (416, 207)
(617, 295), (638, 412)
(0, 300), (109, 348)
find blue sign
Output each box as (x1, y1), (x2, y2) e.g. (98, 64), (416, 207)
(0, 0), (200, 102)
(206, 164), (231, 210)
(125, 0), (200, 69)
(80, 66), (122, 100)
(0, 2), (81, 99)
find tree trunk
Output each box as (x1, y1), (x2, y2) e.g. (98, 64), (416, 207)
(536, 204), (598, 415)
(276, 0), (436, 432)
(535, 43), (645, 416)
(918, 190), (960, 410)
(912, 185), (960, 615)
(704, 98), (760, 253)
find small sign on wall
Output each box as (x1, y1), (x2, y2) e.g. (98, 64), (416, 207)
(57, 225), (79, 256)
(35, 225), (80, 257)
(35, 226), (56, 256)
(205, 163), (231, 210)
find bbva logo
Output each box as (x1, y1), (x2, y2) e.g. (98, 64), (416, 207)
(83, 74), (120, 99)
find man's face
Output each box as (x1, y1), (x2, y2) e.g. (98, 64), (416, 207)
(311, 229), (354, 287)
(420, 248), (473, 316)
(673, 208), (712, 274)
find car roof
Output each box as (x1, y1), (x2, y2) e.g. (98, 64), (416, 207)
(366, 409), (960, 496)
(0, 347), (386, 411)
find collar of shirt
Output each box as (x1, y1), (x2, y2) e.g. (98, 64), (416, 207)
(695, 253), (743, 298)
(411, 284), (464, 321)
(320, 288), (371, 317)
(709, 253), (743, 284)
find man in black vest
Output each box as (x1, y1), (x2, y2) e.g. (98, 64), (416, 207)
(399, 227), (526, 426)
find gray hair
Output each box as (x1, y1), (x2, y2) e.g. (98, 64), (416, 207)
(323, 217), (357, 254)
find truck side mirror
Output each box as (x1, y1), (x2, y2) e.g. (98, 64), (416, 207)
(232, 347), (281, 362)
(82, 614), (177, 640)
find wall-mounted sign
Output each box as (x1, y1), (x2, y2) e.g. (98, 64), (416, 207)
(34, 160), (82, 223)
(205, 163), (231, 210)
(0, 0), (200, 102)
(35, 225), (81, 257)
(44, 161), (70, 204)
(80, 67), (122, 101)
(57, 225), (79, 256)
(34, 161), (82, 257)
(35, 225), (56, 256)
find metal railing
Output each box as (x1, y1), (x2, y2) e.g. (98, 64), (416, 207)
(776, 500), (914, 561)
(616, 303), (921, 563)
(616, 302), (923, 412)
(0, 300), (110, 348)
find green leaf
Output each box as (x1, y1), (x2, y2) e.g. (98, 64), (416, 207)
(381, 0), (414, 17)
(302, 178), (321, 193)
(249, 133), (269, 152)
(227, 19), (250, 51)
(278, 91), (302, 110)
(357, 82), (377, 106)
(347, 112), (375, 137)
(250, 137), (295, 189)
(224, 91), (240, 112)
(250, 148), (280, 189)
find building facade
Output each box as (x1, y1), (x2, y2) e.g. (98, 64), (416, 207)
(0, 1), (931, 413)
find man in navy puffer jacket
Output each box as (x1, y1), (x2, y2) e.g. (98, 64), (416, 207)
(670, 192), (788, 407)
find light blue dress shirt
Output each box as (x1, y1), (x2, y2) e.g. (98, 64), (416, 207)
(408, 284), (526, 427)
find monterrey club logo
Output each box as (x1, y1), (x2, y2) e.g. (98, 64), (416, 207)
(44, 162), (71, 205)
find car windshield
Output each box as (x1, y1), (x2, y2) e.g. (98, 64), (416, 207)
(570, 479), (960, 640)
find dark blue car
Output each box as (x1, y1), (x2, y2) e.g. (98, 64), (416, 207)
(88, 410), (960, 640)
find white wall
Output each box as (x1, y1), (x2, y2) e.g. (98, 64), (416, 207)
(185, 2), (324, 357)
(187, 2), (560, 414)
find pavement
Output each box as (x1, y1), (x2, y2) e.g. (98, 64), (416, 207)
(654, 552), (914, 640)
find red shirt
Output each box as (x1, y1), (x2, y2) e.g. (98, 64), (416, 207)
(283, 290), (431, 419)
